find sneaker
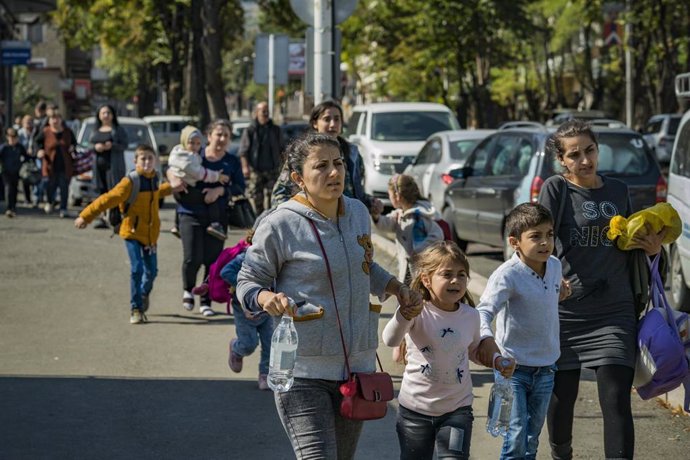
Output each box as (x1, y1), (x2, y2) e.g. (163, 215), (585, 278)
(183, 291), (194, 311)
(228, 338), (243, 373)
(206, 222), (227, 241)
(170, 226), (181, 239)
(59, 210), (71, 219)
(142, 294), (150, 313)
(5, 210), (15, 218)
(130, 308), (144, 324)
(44, 203), (52, 214)
(258, 374), (269, 391)
(200, 305), (215, 317)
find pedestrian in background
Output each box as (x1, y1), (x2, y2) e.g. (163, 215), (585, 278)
(167, 119), (244, 317)
(382, 241), (492, 460)
(90, 104), (129, 228)
(35, 111), (76, 218)
(236, 133), (419, 459)
(537, 120), (665, 460)
(74, 145), (176, 324)
(17, 114), (35, 205)
(271, 100), (377, 211)
(476, 203), (567, 460)
(239, 101), (283, 215)
(0, 127), (30, 217)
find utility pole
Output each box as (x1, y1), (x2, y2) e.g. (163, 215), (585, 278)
(625, 0), (633, 128)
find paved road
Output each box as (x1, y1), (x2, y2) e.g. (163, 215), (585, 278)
(0, 204), (688, 459)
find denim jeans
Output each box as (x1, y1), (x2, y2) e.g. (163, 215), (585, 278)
(275, 378), (363, 459)
(231, 300), (275, 375)
(396, 404), (473, 460)
(499, 364), (557, 460)
(124, 239), (158, 310)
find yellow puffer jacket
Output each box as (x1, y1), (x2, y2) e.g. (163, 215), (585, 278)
(79, 168), (172, 246)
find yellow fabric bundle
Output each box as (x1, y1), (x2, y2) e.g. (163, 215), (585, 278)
(607, 202), (682, 250)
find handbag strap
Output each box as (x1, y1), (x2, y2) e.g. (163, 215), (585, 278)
(554, 175), (568, 234)
(306, 218), (385, 376)
(647, 253), (682, 337)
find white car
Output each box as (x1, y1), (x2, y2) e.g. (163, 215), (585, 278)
(347, 102), (461, 206)
(69, 117), (160, 206)
(667, 73), (690, 312)
(143, 115), (198, 155)
(404, 129), (495, 212)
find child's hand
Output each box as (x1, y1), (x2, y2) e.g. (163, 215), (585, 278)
(494, 356), (516, 378)
(74, 217), (88, 229)
(219, 173), (230, 184)
(477, 337), (500, 368)
(559, 278), (572, 301)
(370, 199), (383, 217)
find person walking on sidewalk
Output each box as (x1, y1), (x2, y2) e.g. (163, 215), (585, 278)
(74, 145), (177, 324)
(537, 120), (665, 460)
(476, 203), (569, 460)
(35, 111), (76, 218)
(382, 241), (497, 460)
(238, 101), (283, 215)
(0, 127), (30, 217)
(236, 133), (421, 459)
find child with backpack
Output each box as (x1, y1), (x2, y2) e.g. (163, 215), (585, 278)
(168, 125), (230, 240)
(219, 218), (275, 390)
(74, 144), (178, 324)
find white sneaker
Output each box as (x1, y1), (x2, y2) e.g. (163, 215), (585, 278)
(130, 309), (144, 324)
(44, 203), (52, 214)
(200, 305), (215, 317)
(183, 291), (194, 311)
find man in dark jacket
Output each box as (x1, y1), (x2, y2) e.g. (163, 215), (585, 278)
(238, 102), (283, 215)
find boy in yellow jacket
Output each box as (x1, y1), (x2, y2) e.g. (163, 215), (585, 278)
(75, 145), (177, 324)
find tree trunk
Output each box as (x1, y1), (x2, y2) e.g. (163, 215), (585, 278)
(201, 0), (229, 121)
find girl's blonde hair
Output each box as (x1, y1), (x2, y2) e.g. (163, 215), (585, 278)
(409, 240), (475, 307)
(389, 174), (423, 204)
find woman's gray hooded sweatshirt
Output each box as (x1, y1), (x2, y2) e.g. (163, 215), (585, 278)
(236, 194), (395, 381)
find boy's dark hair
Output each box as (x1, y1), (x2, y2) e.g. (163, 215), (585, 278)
(135, 144), (155, 159)
(505, 203), (553, 239)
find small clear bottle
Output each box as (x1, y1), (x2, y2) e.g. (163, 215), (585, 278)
(486, 358), (514, 438)
(268, 307), (299, 392)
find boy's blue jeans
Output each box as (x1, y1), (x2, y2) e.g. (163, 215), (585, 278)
(124, 239), (157, 310)
(499, 364), (557, 460)
(231, 300), (274, 375)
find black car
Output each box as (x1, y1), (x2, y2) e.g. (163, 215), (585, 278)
(443, 125), (668, 259)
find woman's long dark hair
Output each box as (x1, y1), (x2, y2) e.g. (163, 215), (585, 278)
(95, 104), (119, 128)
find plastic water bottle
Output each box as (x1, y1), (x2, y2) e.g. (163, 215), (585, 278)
(268, 312), (298, 392)
(486, 359), (514, 437)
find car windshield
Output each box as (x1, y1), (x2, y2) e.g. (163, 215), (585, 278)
(372, 112), (459, 141)
(593, 133), (651, 176)
(79, 122), (154, 150)
(669, 117), (681, 135)
(449, 139), (482, 161)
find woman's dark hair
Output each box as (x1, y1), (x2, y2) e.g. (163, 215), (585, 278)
(286, 132), (341, 176)
(546, 119), (598, 160)
(206, 119), (232, 135)
(309, 100), (344, 131)
(95, 104), (119, 128)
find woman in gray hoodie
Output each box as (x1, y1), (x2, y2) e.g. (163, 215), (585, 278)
(237, 133), (421, 459)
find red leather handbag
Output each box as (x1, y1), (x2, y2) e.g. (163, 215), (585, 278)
(307, 219), (394, 421)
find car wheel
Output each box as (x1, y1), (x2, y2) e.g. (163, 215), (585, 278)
(442, 207), (468, 252)
(670, 245), (690, 312)
(502, 235), (515, 262)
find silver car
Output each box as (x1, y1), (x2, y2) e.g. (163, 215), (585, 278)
(643, 113), (682, 164)
(404, 129), (494, 212)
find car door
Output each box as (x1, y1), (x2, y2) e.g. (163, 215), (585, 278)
(407, 139), (433, 193)
(446, 136), (496, 243)
(421, 137), (442, 197)
(473, 134), (522, 246)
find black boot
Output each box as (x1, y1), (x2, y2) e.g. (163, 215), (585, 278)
(550, 440), (573, 460)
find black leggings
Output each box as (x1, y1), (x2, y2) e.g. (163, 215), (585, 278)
(547, 365), (634, 460)
(179, 212), (225, 304)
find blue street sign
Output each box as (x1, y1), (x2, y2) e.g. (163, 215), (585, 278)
(1, 41), (31, 66)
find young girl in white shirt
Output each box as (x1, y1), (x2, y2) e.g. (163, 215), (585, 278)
(383, 241), (513, 460)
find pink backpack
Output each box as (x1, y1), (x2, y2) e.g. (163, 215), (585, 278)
(193, 240), (250, 314)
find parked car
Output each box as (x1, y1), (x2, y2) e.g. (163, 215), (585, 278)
(642, 113), (682, 164)
(545, 109), (609, 126)
(347, 102), (461, 205)
(404, 129), (495, 212)
(280, 120), (310, 147)
(69, 117), (160, 206)
(443, 125), (667, 259)
(666, 74), (690, 312)
(143, 115), (198, 171)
